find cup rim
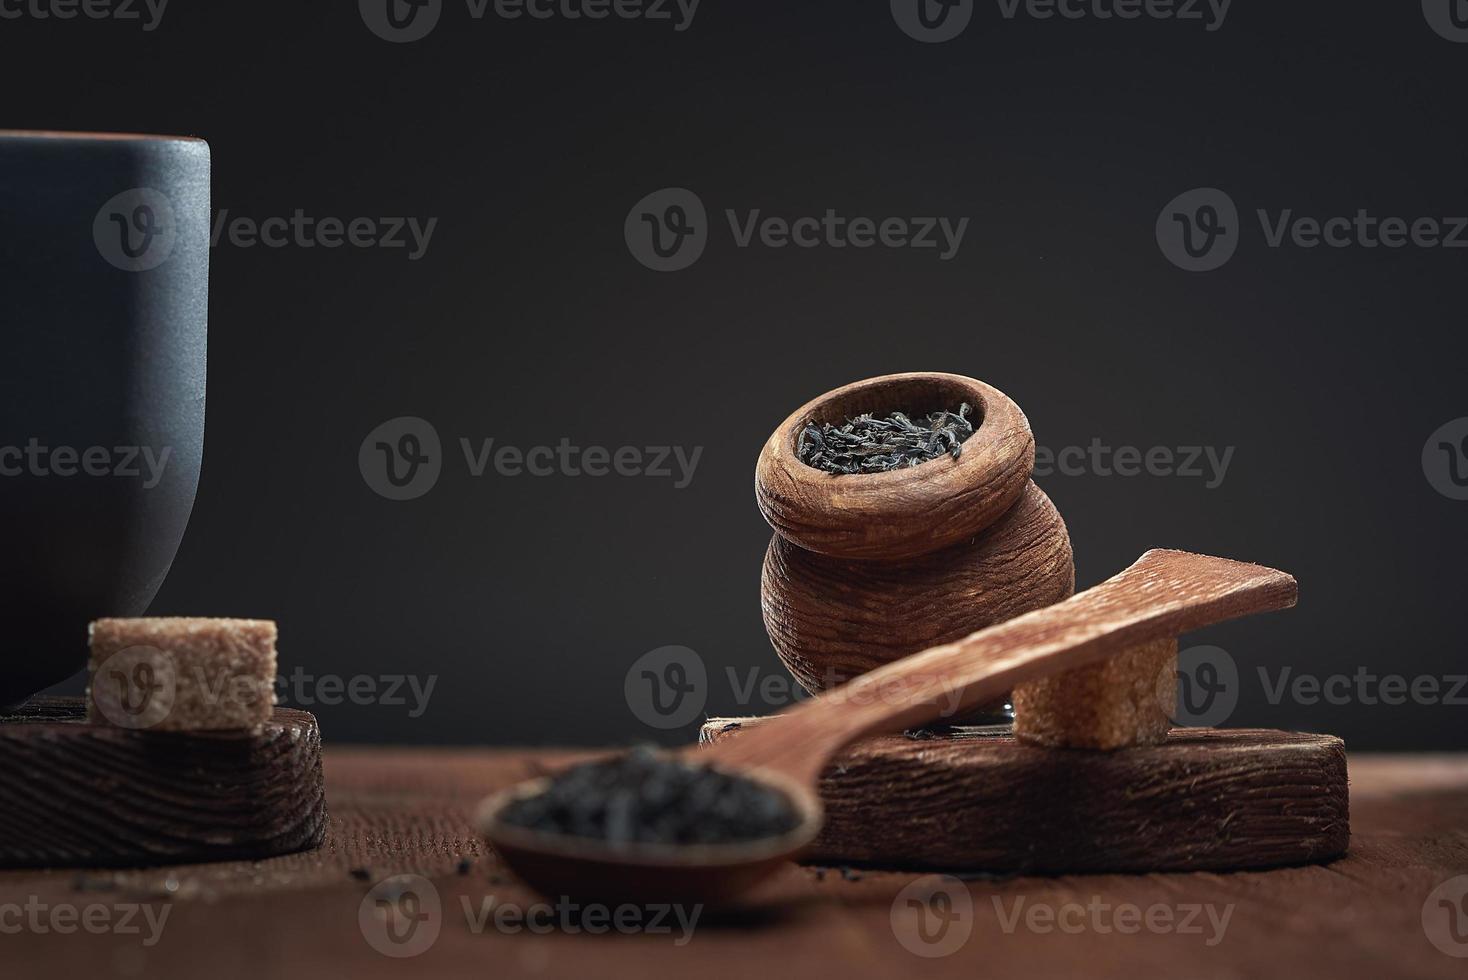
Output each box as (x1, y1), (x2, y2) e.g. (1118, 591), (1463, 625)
(0, 129), (205, 144)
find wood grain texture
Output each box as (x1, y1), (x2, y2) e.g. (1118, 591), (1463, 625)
(755, 372), (1075, 703)
(762, 481), (1075, 694)
(754, 372), (1038, 560)
(700, 718), (1348, 871)
(712, 550), (1299, 788)
(0, 748), (1461, 980)
(0, 697), (326, 868)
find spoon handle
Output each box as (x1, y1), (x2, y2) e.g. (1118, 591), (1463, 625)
(704, 549), (1297, 785)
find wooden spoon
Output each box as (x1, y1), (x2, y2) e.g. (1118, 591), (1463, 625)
(477, 549), (1298, 906)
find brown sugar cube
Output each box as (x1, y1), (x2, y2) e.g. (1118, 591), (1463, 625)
(1012, 636), (1177, 750)
(87, 618), (277, 732)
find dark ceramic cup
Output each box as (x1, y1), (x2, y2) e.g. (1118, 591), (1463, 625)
(0, 131), (209, 706)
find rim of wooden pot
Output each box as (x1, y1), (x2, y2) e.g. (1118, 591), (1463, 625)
(755, 372), (1035, 560)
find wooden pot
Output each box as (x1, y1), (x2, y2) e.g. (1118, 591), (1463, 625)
(756, 372), (1075, 700)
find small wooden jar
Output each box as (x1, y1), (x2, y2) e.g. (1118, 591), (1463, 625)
(755, 373), (1076, 705)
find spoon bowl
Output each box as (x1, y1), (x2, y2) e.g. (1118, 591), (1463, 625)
(475, 765), (823, 906)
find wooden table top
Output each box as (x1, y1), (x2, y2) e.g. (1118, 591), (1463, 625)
(4, 747), (1467, 979)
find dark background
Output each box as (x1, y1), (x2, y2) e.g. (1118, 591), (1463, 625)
(11, 2), (1466, 749)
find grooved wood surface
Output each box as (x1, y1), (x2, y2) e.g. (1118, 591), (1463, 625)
(0, 698), (326, 868)
(1, 748), (1465, 979)
(700, 720), (1348, 871)
(762, 481), (1075, 694)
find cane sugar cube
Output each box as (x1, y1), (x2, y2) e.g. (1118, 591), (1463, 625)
(1013, 637), (1177, 750)
(87, 618), (277, 732)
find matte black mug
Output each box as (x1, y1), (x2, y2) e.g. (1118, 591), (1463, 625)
(0, 131), (209, 705)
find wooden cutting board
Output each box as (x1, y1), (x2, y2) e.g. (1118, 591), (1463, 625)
(0, 697), (327, 868)
(701, 717), (1349, 873)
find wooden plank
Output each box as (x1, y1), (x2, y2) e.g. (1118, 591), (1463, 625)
(700, 718), (1348, 872)
(0, 697), (326, 867)
(0, 748), (1461, 980)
